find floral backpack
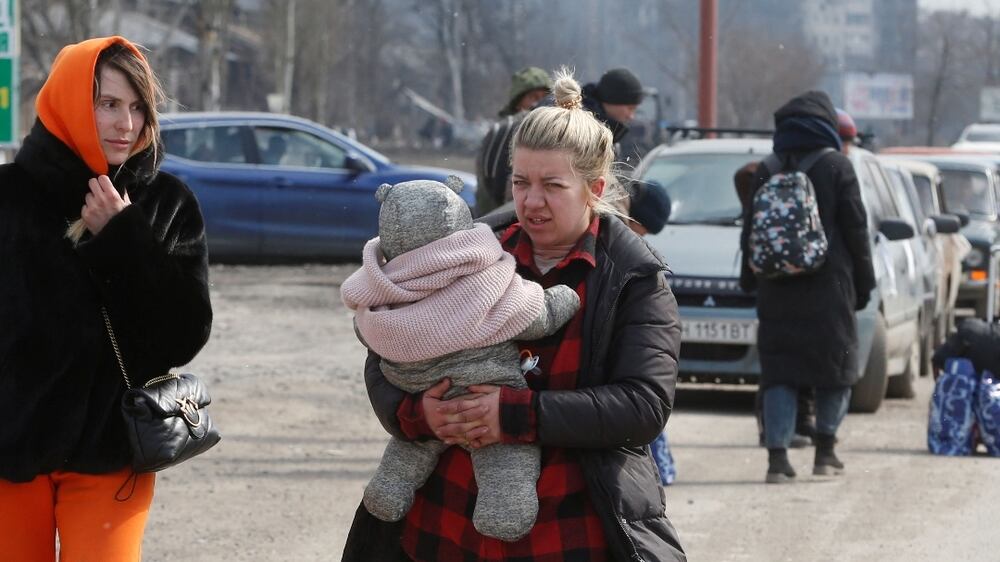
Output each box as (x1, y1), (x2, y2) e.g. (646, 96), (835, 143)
(748, 148), (835, 278)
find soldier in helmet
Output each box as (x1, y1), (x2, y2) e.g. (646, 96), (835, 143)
(475, 67), (552, 216)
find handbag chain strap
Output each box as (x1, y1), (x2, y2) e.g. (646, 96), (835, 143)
(101, 306), (134, 390)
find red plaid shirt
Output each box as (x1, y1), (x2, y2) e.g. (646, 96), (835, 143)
(395, 218), (608, 562)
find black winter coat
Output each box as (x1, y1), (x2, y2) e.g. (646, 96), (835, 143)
(474, 113), (524, 217)
(345, 213), (686, 562)
(739, 101), (876, 389)
(0, 121), (213, 482)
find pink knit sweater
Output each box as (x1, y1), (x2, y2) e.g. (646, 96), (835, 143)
(340, 223), (544, 363)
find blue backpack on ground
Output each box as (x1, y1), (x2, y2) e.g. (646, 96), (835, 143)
(748, 149), (834, 279)
(931, 317), (1000, 456)
(975, 371), (1000, 456)
(928, 358), (979, 456)
(650, 431), (676, 485)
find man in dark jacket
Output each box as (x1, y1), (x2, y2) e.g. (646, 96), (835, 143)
(739, 90), (876, 483)
(474, 66), (552, 217)
(581, 67), (645, 150)
(474, 67), (646, 217)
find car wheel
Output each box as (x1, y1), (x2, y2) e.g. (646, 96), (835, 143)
(887, 337), (919, 399)
(850, 313), (889, 413)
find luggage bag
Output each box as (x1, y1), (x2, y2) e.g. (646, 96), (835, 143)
(929, 245), (1000, 456)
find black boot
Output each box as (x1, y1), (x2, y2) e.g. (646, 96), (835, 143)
(813, 433), (844, 476)
(792, 389), (816, 447)
(766, 448), (796, 484)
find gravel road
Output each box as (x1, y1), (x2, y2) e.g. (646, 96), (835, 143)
(143, 264), (998, 561)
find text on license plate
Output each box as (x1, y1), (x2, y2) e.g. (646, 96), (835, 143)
(681, 319), (757, 344)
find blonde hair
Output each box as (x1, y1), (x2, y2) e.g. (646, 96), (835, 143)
(67, 43), (165, 244)
(511, 67), (627, 218)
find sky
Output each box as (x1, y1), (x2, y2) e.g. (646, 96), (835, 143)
(918, 0), (999, 16)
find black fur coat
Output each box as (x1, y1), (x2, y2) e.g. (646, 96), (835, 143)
(0, 121), (212, 481)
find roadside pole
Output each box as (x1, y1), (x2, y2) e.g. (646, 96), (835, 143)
(0, 0), (18, 161)
(698, 0), (717, 134)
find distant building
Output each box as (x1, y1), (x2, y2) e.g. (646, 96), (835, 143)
(874, 0), (918, 74)
(712, 0), (917, 144)
(798, 0), (916, 107)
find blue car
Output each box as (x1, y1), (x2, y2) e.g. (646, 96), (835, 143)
(159, 112), (476, 261)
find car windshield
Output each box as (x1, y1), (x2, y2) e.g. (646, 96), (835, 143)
(939, 169), (993, 216)
(965, 129), (1000, 143)
(641, 153), (754, 224)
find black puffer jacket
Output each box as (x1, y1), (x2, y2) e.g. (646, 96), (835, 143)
(474, 112), (524, 217)
(739, 92), (876, 389)
(0, 121), (212, 482)
(353, 213), (686, 562)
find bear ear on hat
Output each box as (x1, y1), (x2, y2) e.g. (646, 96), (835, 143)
(445, 175), (464, 194)
(375, 183), (393, 202)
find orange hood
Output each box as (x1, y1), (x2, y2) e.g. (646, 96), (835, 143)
(35, 36), (147, 176)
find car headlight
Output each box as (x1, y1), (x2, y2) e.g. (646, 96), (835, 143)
(965, 248), (986, 269)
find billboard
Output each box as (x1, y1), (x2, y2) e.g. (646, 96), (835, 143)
(843, 72), (913, 120)
(0, 0), (17, 146)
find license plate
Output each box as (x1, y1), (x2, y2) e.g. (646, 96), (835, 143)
(681, 319), (757, 344)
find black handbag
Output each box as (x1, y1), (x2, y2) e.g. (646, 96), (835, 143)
(102, 307), (221, 472)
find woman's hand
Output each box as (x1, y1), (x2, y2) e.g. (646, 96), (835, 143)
(81, 175), (130, 235)
(461, 384), (502, 449)
(423, 379), (489, 445)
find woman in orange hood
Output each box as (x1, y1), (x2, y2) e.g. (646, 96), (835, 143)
(0, 37), (213, 560)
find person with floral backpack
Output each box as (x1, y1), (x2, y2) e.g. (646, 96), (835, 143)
(739, 90), (876, 484)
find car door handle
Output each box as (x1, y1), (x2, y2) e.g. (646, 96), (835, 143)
(274, 177), (292, 188)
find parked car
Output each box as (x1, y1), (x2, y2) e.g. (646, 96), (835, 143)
(878, 158), (963, 376)
(635, 138), (921, 412)
(952, 123), (1000, 152)
(878, 157), (971, 346)
(159, 112), (477, 261)
(878, 153), (1000, 320)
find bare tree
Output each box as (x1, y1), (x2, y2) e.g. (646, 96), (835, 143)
(280, 0), (295, 114)
(981, 8), (999, 86)
(194, 0), (233, 111)
(913, 11), (983, 145)
(148, 1), (193, 71)
(431, 0), (467, 121)
(717, 30), (826, 128)
(627, 0), (700, 121)
(924, 33), (951, 145)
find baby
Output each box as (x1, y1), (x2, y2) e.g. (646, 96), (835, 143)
(341, 177), (579, 541)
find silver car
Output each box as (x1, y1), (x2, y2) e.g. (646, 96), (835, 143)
(636, 138), (921, 412)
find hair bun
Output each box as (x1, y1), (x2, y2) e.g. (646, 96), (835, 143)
(551, 67), (583, 110)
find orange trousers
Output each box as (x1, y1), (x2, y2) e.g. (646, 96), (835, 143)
(0, 468), (155, 562)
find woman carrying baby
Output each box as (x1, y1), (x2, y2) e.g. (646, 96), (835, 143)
(342, 68), (685, 562)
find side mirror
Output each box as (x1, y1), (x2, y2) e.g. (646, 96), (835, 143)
(344, 152), (374, 174)
(878, 218), (915, 241)
(931, 214), (961, 234)
(953, 211), (971, 227)
(922, 218), (937, 237)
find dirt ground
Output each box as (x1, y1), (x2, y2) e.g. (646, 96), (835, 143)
(144, 264), (1000, 561)
(143, 264), (382, 561)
